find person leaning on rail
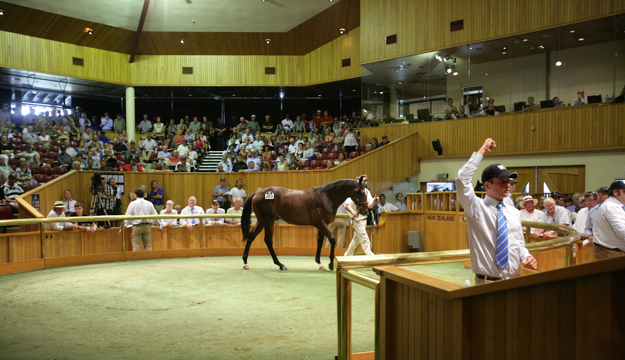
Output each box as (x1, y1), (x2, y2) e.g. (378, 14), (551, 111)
(118, 188), (162, 251)
(455, 138), (537, 285)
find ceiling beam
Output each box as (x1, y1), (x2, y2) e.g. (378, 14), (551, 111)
(129, 0), (151, 63)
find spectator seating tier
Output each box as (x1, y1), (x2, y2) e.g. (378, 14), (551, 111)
(42, 158), (55, 166)
(46, 151), (58, 160)
(54, 166), (68, 176)
(34, 174), (48, 184)
(349, 151), (359, 159)
(310, 160), (320, 169)
(28, 184), (40, 191)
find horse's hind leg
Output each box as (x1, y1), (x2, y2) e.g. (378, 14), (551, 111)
(263, 224), (287, 270)
(242, 223), (264, 269)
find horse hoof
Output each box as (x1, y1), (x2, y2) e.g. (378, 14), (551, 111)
(329, 263), (334, 271)
(280, 265), (288, 271)
(318, 266), (326, 271)
(243, 264), (250, 270)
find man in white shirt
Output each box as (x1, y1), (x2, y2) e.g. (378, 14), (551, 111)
(281, 115), (294, 132)
(518, 195), (543, 234)
(226, 197), (244, 225)
(585, 188), (608, 242)
(140, 133), (158, 163)
(137, 114), (152, 133)
(377, 194), (399, 213)
(325, 198), (349, 248)
(455, 138), (536, 284)
(45, 201), (77, 231)
(160, 200), (178, 227)
(118, 188), (162, 251)
(533, 197), (571, 238)
(100, 113), (114, 131)
(229, 179), (247, 206)
(218, 154), (232, 173)
(177, 142), (190, 158)
(205, 200), (225, 225)
(180, 196), (204, 229)
(287, 138), (298, 155)
(344, 175), (378, 256)
(61, 189), (77, 216)
(592, 181), (625, 260)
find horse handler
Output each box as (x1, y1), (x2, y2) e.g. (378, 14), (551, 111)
(118, 187), (162, 251)
(344, 175), (378, 256)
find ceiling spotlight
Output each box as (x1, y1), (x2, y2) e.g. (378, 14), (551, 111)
(503, 47), (507, 50)
(538, 45), (544, 49)
(569, 30), (575, 33)
(485, 73), (488, 76)
(578, 37), (584, 41)
(502, 51), (507, 54)
(339, 28), (346, 34)
(318, 94), (322, 97)
(265, 38), (271, 44)
(352, 89), (356, 92)
(401, 61), (406, 64)
(398, 82), (402, 84)
(522, 38), (528, 42)
(530, 47), (534, 49)
(453, 71), (458, 76)
(555, 61), (562, 66)
(446, 67), (452, 74)
(189, 94), (192, 96)
(0, 9), (4, 15)
(86, 28), (93, 35)
(180, 38), (185, 43)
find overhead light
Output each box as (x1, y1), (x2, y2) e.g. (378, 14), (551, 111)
(379, 92), (383, 94)
(569, 30), (575, 33)
(485, 73), (488, 76)
(395, 70), (399, 73)
(0, 9), (4, 15)
(352, 89), (356, 92)
(503, 47), (507, 50)
(469, 47), (473, 49)
(453, 71), (458, 76)
(265, 38), (271, 44)
(555, 61), (562, 66)
(538, 45), (544, 49)
(189, 94), (192, 96)
(32, 91), (38, 95)
(318, 94), (322, 97)
(502, 51), (507, 54)
(398, 82), (402, 84)
(522, 38), (528, 42)
(339, 28), (346, 34)
(401, 61), (406, 64)
(180, 38), (185, 44)
(578, 37), (584, 41)
(232, 94), (236, 97)
(446, 67), (452, 74)
(85, 28), (93, 35)
(530, 47), (534, 49)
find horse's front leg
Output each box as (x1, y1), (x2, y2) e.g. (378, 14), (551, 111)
(315, 222), (336, 271)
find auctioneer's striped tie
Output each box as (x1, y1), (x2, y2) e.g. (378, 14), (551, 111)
(496, 203), (509, 268)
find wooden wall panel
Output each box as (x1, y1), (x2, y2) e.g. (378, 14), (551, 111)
(306, 28), (362, 85)
(359, 103), (625, 158)
(0, 31), (130, 85)
(361, 0), (625, 64)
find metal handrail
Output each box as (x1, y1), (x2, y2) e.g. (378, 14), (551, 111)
(335, 221), (581, 360)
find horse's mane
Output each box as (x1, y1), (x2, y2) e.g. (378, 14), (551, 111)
(314, 179), (357, 193)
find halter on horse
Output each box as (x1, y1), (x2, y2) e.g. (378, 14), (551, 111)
(240, 175), (368, 270)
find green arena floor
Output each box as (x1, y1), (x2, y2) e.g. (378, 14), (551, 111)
(0, 256), (472, 360)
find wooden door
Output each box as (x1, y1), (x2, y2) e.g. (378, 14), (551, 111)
(507, 167), (537, 193)
(537, 166), (585, 193)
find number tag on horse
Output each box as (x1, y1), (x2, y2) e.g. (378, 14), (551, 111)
(265, 191), (275, 200)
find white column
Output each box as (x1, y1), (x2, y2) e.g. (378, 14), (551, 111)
(125, 87), (135, 143)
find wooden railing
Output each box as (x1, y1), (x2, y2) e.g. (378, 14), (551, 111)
(358, 103), (625, 158)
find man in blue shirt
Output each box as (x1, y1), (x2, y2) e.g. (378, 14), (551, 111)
(149, 180), (165, 212)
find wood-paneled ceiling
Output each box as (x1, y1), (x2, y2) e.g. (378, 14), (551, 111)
(0, 0), (359, 56)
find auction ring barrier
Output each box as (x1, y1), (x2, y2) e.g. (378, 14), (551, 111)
(334, 221), (580, 360)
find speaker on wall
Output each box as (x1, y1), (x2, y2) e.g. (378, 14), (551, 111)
(432, 139), (443, 155)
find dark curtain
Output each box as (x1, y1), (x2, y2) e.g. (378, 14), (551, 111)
(134, 98), (222, 123)
(72, 96), (123, 118)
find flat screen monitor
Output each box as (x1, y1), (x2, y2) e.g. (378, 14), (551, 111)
(588, 95), (602, 104)
(495, 105), (506, 113)
(541, 100), (554, 108)
(514, 102), (525, 112)
(406, 114), (418, 123)
(417, 108), (430, 121)
(426, 182), (456, 192)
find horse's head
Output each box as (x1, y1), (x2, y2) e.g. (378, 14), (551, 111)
(351, 174), (369, 205)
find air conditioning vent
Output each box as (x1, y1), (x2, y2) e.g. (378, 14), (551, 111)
(265, 67), (276, 75)
(450, 20), (464, 32)
(72, 57), (84, 66)
(342, 58), (351, 67)
(182, 67), (193, 75)
(386, 34), (397, 45)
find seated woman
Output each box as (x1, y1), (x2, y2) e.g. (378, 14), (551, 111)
(166, 118), (176, 134)
(333, 130), (344, 146)
(261, 145), (273, 170)
(160, 200), (178, 227)
(198, 129), (209, 151)
(153, 117), (165, 139)
(323, 128), (334, 144)
(303, 142), (315, 162)
(275, 153), (288, 171)
(168, 150), (181, 169)
(70, 202), (97, 233)
(287, 154), (300, 170)
(173, 129), (185, 145)
(334, 152), (347, 166)
(295, 142), (305, 160)
(343, 126), (358, 154)
(394, 193), (408, 212)
(333, 121), (343, 136)
(183, 128), (196, 142)
(274, 124), (284, 137)
(277, 129), (289, 145)
(16, 158), (38, 187)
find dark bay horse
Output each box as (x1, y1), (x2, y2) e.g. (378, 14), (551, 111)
(240, 176), (367, 271)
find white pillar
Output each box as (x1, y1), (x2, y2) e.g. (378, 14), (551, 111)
(125, 87), (135, 143)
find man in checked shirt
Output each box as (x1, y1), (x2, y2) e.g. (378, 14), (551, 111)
(456, 138), (537, 285)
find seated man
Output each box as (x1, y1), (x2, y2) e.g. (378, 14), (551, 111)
(518, 195), (543, 234)
(119, 158), (144, 172)
(478, 104), (499, 116)
(281, 115), (293, 132)
(70, 202), (97, 233)
(44, 201), (77, 231)
(16, 144), (41, 168)
(571, 89), (587, 106)
(247, 150), (261, 168)
(180, 196), (204, 229)
(160, 200), (178, 227)
(136, 114), (152, 134)
(377, 194), (399, 213)
(226, 197), (244, 225)
(218, 154), (232, 173)
(2, 173), (24, 212)
(240, 161), (260, 172)
(533, 197), (571, 238)
(205, 200), (225, 226)
(140, 133), (158, 163)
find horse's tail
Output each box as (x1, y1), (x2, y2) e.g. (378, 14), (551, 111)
(241, 192), (256, 242)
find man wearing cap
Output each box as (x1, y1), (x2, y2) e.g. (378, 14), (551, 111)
(205, 200), (226, 226)
(456, 138), (537, 284)
(519, 195), (544, 234)
(248, 115), (260, 133)
(57, 146), (74, 168)
(113, 113), (125, 133)
(180, 196), (204, 230)
(0, 103), (10, 123)
(44, 201), (77, 231)
(533, 197), (571, 238)
(212, 178), (230, 211)
(551, 191), (564, 207)
(118, 188), (162, 251)
(2, 173), (24, 212)
(592, 181), (625, 259)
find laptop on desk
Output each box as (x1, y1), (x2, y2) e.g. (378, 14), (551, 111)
(541, 100), (554, 108)
(514, 102), (526, 112)
(588, 95), (602, 104)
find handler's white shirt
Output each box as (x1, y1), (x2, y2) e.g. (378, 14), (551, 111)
(124, 197), (161, 228)
(180, 206), (204, 226)
(456, 152), (531, 279)
(160, 209), (178, 226)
